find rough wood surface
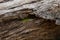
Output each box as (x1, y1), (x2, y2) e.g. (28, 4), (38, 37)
(0, 18), (60, 40)
(0, 0), (60, 25)
(0, 0), (60, 40)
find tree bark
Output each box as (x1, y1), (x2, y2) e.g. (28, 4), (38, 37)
(0, 0), (60, 40)
(0, 0), (60, 25)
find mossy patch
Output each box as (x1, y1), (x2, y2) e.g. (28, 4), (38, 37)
(21, 18), (33, 22)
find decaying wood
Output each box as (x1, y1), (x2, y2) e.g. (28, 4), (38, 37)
(0, 18), (60, 40)
(0, 0), (60, 25)
(0, 0), (60, 40)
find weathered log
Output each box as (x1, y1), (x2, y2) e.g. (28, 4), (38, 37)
(0, 0), (60, 25)
(0, 0), (60, 40)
